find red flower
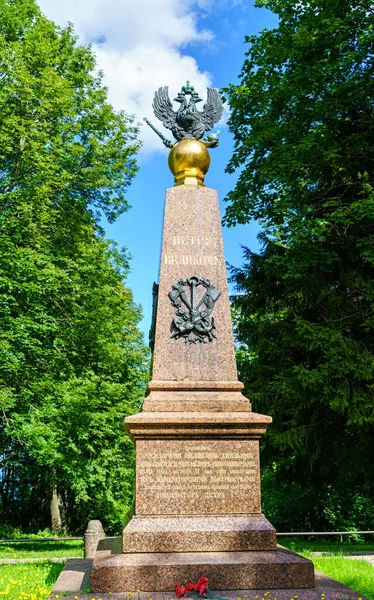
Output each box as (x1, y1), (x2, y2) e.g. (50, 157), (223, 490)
(176, 577), (209, 598)
(195, 577), (209, 596)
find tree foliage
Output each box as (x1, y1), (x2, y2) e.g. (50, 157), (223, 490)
(0, 0), (149, 534)
(225, 0), (374, 530)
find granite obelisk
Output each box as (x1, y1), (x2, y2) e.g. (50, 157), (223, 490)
(91, 83), (315, 593)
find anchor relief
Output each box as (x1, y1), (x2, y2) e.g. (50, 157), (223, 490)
(168, 276), (221, 344)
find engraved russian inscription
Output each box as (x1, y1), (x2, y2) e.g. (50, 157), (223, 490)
(164, 255), (221, 266)
(172, 235), (213, 247)
(136, 440), (261, 515)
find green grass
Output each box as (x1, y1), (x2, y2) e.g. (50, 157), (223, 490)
(278, 537), (374, 554)
(278, 538), (374, 598)
(309, 555), (374, 600)
(0, 540), (83, 559)
(0, 561), (64, 600)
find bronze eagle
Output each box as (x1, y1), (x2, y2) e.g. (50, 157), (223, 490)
(144, 81), (223, 148)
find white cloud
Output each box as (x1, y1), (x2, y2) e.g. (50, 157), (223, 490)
(37, 0), (227, 154)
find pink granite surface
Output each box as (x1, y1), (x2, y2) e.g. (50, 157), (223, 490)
(135, 439), (261, 516)
(92, 540), (314, 592)
(125, 411), (272, 440)
(51, 556), (369, 599)
(148, 381), (245, 391)
(123, 515), (276, 553)
(143, 382), (249, 413)
(143, 391), (250, 413)
(116, 187), (315, 599)
(149, 186), (240, 396)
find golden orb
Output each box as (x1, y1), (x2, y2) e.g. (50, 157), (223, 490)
(168, 139), (210, 186)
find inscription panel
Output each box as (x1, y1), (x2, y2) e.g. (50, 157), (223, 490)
(136, 439), (261, 515)
(164, 254), (221, 266)
(172, 235), (213, 247)
(163, 230), (222, 267)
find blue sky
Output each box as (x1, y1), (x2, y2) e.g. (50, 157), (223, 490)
(37, 0), (278, 339)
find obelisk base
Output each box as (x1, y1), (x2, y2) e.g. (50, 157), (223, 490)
(122, 514), (276, 553)
(92, 538), (315, 592)
(90, 409), (315, 592)
(124, 411), (272, 517)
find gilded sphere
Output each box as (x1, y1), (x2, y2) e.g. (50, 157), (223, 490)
(168, 139), (210, 186)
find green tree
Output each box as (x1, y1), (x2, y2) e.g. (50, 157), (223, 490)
(225, 0), (374, 530)
(0, 0), (149, 534)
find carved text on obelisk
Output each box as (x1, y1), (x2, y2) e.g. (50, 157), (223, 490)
(136, 440), (261, 515)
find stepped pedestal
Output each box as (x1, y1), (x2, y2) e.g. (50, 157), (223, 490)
(92, 186), (315, 592)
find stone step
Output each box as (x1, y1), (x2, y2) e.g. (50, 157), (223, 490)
(123, 514), (277, 553)
(92, 540), (315, 592)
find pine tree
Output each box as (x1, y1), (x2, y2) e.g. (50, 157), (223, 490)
(225, 0), (374, 530)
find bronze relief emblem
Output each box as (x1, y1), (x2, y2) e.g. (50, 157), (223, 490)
(168, 276), (221, 344)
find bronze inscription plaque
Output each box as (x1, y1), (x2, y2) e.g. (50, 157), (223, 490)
(136, 439), (261, 515)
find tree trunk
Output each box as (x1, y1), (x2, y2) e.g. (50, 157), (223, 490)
(50, 484), (62, 532)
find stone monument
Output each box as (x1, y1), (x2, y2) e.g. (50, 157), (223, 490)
(92, 82), (315, 593)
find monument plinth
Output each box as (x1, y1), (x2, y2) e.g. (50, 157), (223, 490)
(92, 83), (315, 593)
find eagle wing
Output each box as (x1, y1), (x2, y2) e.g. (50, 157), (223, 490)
(199, 88), (223, 131)
(153, 86), (176, 131)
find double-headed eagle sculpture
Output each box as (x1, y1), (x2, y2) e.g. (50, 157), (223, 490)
(144, 81), (223, 149)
